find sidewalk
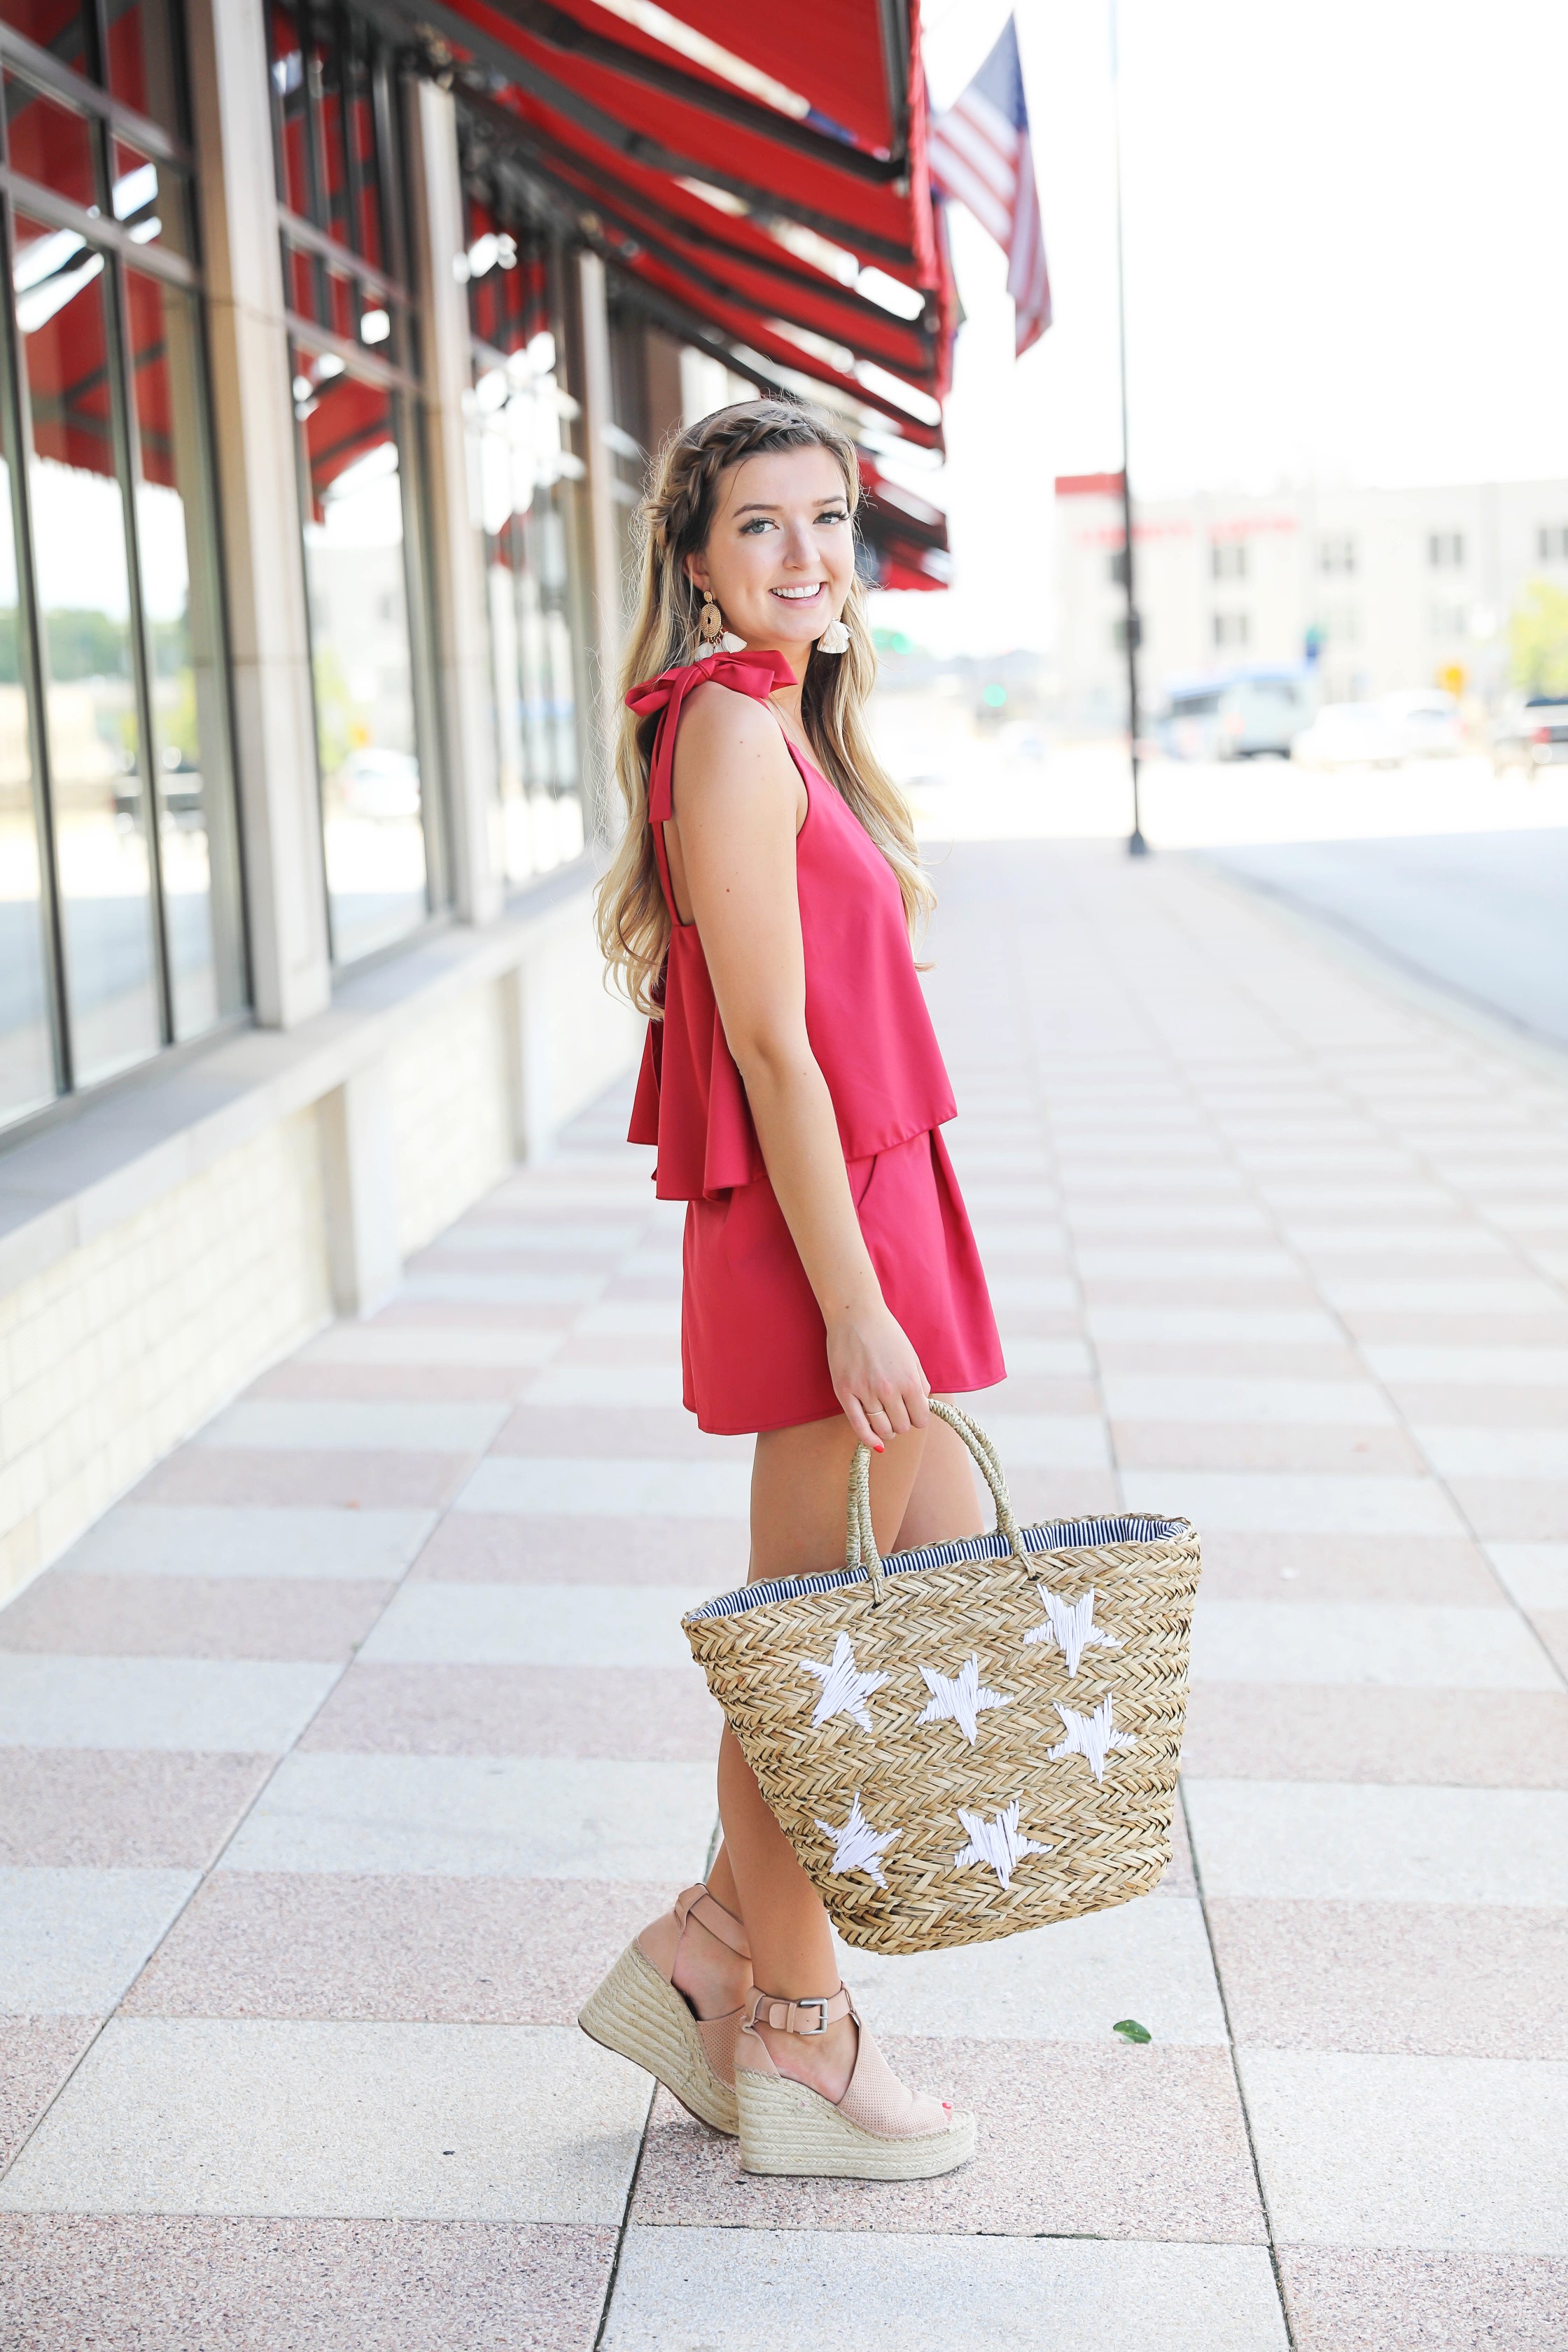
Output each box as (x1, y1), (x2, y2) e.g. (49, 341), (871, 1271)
(3, 841), (1566, 2350)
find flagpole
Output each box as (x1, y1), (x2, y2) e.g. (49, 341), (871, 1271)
(1110, 0), (1147, 857)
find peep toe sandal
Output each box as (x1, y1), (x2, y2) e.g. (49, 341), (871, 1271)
(578, 1882), (751, 2135)
(735, 1986), (976, 2180)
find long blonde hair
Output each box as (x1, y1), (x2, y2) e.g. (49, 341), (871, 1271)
(595, 398), (933, 1016)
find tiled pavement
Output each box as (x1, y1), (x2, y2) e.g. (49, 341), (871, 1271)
(3, 840), (1567, 2351)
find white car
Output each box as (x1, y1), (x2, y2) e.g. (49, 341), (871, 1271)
(1378, 690), (1464, 759)
(334, 747), (422, 820)
(1291, 690), (1462, 771)
(1290, 701), (1404, 770)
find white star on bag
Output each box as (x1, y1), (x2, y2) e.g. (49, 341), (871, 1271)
(1023, 1584), (1123, 1678)
(914, 1653), (1014, 1745)
(1048, 1694), (1138, 1784)
(799, 1632), (890, 1732)
(953, 1798), (1054, 1891)
(814, 1791), (900, 1889)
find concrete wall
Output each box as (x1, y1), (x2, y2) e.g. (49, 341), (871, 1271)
(0, 890), (641, 1611)
(389, 988), (514, 1259)
(0, 1112), (330, 1601)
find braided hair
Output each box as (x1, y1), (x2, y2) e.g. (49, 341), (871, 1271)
(596, 398), (932, 1016)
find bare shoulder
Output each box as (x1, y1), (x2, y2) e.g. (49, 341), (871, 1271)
(673, 679), (797, 810)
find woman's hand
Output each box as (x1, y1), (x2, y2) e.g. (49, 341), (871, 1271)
(827, 1296), (931, 1452)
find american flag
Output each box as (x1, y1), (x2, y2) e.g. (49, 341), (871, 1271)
(927, 16), (1052, 356)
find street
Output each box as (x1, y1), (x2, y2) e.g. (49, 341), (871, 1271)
(874, 697), (1568, 1046)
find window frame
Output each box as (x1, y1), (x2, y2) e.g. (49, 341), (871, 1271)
(0, 4), (246, 1118)
(457, 149), (594, 892)
(269, 0), (449, 964)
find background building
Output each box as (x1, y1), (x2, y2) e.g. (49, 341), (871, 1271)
(1056, 474), (1568, 728)
(0, 0), (952, 1602)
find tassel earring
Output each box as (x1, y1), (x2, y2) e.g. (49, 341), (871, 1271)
(697, 590), (746, 654)
(817, 612), (850, 655)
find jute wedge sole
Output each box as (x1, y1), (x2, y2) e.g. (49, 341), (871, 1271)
(736, 2067), (976, 2180)
(578, 1939), (740, 2135)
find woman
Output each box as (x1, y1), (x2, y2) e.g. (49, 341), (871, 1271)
(581, 399), (1004, 2180)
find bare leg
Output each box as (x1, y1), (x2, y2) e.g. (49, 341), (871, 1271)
(703, 1404), (981, 2100)
(673, 1414), (921, 2051)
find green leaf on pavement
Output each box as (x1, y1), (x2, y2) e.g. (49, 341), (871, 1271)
(1113, 2017), (1152, 2044)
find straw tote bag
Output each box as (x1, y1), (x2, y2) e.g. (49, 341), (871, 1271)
(683, 1401), (1201, 1956)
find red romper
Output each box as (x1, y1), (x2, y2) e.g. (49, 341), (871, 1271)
(626, 648), (1005, 1437)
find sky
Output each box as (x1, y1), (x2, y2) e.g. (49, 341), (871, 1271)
(872, 0), (1568, 657)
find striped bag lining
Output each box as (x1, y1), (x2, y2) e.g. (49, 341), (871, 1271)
(687, 1515), (1187, 1623)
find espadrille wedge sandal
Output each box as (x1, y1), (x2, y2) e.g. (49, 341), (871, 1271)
(577, 1883), (751, 2135)
(735, 1986), (976, 2180)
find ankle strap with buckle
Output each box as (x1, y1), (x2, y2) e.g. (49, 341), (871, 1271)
(745, 1986), (853, 2036)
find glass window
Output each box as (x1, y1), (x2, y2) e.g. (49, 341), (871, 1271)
(461, 183), (587, 886)
(0, 0), (92, 83)
(17, 206), (161, 1084)
(111, 139), (192, 261)
(293, 347), (428, 963)
(0, 0), (245, 1128)
(0, 391), (53, 1120)
(337, 20), (385, 270)
(5, 71), (97, 209)
(103, 0), (185, 139)
(126, 266), (244, 1039)
(272, 0), (440, 967)
(267, 0), (386, 269)
(267, 4), (312, 223)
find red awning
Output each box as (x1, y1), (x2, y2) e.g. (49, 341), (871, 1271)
(629, 6), (905, 155)
(398, 0), (955, 444)
(856, 453), (949, 592)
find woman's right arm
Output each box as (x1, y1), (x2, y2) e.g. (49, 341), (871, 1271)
(668, 685), (930, 1449)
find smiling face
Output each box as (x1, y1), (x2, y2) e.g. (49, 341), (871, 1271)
(685, 444), (856, 659)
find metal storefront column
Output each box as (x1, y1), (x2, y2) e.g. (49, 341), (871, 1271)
(574, 249), (623, 832)
(406, 77), (502, 927)
(184, 0), (332, 1028)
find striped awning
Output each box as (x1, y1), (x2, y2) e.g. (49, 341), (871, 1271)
(391, 0), (957, 447)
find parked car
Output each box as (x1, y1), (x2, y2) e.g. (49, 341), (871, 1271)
(1157, 666), (1317, 761)
(1491, 694), (1568, 775)
(1378, 690), (1463, 759)
(1291, 689), (1462, 771)
(1289, 701), (1405, 770)
(332, 746), (421, 820)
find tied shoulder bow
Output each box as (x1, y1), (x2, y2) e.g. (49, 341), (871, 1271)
(626, 649), (799, 823)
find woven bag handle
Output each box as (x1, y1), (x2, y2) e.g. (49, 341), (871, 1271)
(847, 1399), (1028, 1603)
